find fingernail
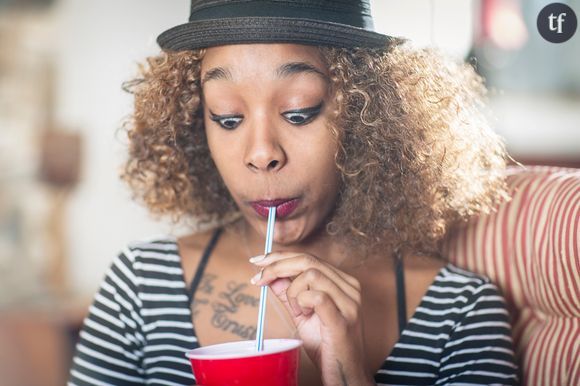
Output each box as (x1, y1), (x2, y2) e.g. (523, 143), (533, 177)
(250, 270), (263, 285)
(249, 255), (265, 263)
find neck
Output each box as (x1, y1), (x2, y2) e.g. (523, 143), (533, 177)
(234, 217), (384, 272)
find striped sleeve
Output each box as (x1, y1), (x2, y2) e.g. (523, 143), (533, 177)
(436, 280), (519, 385)
(69, 250), (146, 386)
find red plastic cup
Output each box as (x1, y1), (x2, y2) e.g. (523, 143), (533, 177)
(186, 338), (302, 386)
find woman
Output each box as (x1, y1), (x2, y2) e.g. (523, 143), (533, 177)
(69, 1), (518, 385)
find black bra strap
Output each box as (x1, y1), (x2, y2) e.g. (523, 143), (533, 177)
(394, 254), (407, 335)
(188, 228), (223, 306)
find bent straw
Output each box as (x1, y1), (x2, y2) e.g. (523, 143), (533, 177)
(255, 206), (276, 351)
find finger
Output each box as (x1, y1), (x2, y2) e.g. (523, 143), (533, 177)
(270, 277), (302, 317)
(245, 275), (297, 332)
(286, 268), (358, 320)
(251, 251), (361, 294)
(252, 255), (361, 304)
(249, 251), (302, 264)
(266, 277), (299, 319)
(296, 290), (346, 329)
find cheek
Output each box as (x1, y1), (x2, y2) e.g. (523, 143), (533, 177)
(319, 140), (341, 193)
(205, 125), (217, 159)
(298, 136), (340, 190)
(205, 128), (236, 183)
(320, 162), (341, 196)
(205, 119), (234, 162)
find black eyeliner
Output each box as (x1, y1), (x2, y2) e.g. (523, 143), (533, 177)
(209, 111), (242, 121)
(283, 101), (324, 114)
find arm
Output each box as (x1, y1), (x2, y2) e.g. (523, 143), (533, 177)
(68, 250), (145, 386)
(436, 281), (519, 385)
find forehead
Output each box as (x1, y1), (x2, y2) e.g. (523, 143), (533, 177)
(200, 43), (328, 78)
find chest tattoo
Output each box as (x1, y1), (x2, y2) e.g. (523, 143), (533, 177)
(192, 273), (260, 339)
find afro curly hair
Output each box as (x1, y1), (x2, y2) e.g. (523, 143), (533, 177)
(122, 39), (509, 257)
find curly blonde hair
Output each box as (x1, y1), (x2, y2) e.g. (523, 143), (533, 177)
(122, 39), (509, 257)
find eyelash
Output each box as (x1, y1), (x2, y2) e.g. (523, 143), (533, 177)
(209, 102), (324, 130)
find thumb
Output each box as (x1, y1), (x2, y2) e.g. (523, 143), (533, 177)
(267, 277), (303, 318)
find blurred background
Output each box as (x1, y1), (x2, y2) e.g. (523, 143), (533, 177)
(0, 0), (578, 385)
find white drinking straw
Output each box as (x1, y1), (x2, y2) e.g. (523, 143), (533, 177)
(255, 206), (276, 351)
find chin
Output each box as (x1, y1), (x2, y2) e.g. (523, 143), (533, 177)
(272, 219), (317, 246)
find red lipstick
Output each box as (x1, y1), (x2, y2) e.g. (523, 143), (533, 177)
(250, 198), (300, 219)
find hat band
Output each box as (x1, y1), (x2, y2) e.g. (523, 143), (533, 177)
(188, 1), (375, 30)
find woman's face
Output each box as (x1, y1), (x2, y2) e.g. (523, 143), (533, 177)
(201, 44), (340, 245)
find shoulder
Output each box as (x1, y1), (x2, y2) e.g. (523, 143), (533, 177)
(436, 263), (502, 297)
(177, 228), (220, 256)
(103, 235), (182, 292)
(434, 266), (518, 383)
(125, 235), (179, 259)
(177, 227), (226, 285)
(115, 235), (182, 274)
(407, 261), (508, 323)
(436, 263), (493, 289)
(434, 263), (510, 324)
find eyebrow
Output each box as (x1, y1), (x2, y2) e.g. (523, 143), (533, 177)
(201, 61), (329, 86)
(275, 62), (329, 82)
(201, 67), (232, 85)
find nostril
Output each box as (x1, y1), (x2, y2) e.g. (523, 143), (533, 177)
(268, 160), (279, 170)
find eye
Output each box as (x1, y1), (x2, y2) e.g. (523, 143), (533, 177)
(209, 112), (243, 130)
(282, 102), (324, 126)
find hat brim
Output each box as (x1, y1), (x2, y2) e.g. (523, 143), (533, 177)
(157, 17), (392, 50)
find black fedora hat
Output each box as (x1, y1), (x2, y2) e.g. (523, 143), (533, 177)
(157, 0), (392, 51)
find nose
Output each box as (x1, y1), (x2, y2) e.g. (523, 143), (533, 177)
(244, 119), (287, 173)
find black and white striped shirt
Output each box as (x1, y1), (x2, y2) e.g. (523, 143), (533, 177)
(69, 238), (519, 385)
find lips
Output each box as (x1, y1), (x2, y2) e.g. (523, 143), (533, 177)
(250, 198), (300, 219)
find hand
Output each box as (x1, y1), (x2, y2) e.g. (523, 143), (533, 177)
(250, 252), (375, 386)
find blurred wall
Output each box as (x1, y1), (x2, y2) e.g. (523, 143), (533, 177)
(371, 0), (475, 58)
(53, 0), (189, 295)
